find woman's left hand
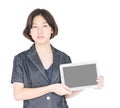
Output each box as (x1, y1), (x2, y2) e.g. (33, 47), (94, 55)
(96, 75), (104, 89)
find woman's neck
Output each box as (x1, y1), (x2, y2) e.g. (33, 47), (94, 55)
(35, 42), (52, 54)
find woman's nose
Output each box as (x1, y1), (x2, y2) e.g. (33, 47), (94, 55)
(37, 27), (43, 34)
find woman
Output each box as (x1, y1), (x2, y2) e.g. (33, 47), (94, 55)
(11, 8), (104, 108)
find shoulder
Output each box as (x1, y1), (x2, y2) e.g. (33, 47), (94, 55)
(52, 45), (72, 63)
(52, 46), (69, 57)
(14, 49), (29, 59)
(13, 44), (34, 61)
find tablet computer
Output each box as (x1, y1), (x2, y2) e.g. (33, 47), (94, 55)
(60, 63), (99, 91)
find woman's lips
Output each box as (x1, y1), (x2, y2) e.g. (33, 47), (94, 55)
(37, 36), (44, 39)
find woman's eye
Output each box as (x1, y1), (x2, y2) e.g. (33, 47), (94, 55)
(32, 25), (37, 28)
(43, 24), (48, 27)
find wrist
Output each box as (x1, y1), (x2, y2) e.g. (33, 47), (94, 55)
(47, 84), (54, 93)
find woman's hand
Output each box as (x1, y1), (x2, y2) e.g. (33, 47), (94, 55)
(50, 84), (72, 96)
(65, 90), (82, 98)
(96, 75), (104, 89)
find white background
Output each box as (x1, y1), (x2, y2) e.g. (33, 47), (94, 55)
(0, 0), (120, 108)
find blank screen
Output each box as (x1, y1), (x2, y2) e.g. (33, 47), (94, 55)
(62, 64), (97, 88)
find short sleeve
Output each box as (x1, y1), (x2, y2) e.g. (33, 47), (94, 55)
(11, 55), (24, 83)
(61, 53), (72, 64)
(65, 56), (72, 63)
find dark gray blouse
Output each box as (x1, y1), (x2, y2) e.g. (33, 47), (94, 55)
(11, 44), (71, 108)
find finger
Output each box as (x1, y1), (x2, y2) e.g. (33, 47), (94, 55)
(62, 84), (72, 93)
(96, 76), (104, 83)
(97, 85), (102, 89)
(64, 90), (72, 95)
(96, 79), (104, 83)
(97, 75), (104, 80)
(97, 82), (104, 89)
(98, 82), (104, 86)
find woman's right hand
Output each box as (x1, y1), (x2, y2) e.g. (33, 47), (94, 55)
(50, 84), (72, 96)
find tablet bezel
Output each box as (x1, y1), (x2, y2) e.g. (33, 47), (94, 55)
(60, 62), (99, 91)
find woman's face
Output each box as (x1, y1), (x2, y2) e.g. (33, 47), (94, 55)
(30, 15), (53, 44)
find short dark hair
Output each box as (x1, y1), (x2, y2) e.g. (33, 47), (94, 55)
(23, 8), (58, 42)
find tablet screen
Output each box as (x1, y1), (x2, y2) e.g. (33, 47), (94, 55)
(60, 63), (98, 90)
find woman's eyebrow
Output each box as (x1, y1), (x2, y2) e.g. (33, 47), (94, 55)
(33, 21), (48, 25)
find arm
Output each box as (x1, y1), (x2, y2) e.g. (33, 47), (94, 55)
(13, 82), (72, 101)
(65, 90), (82, 99)
(13, 82), (52, 101)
